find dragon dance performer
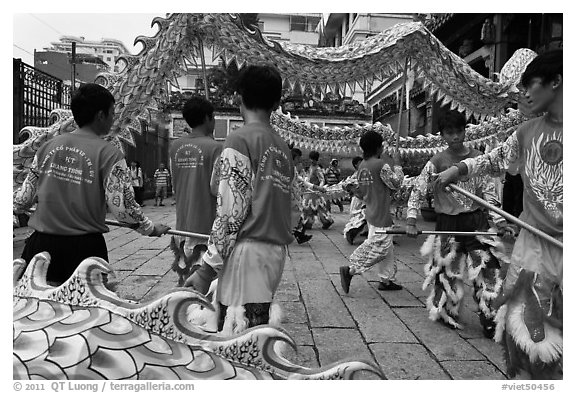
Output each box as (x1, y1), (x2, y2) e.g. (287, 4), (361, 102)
(13, 83), (170, 285)
(343, 156), (368, 245)
(301, 151), (334, 230)
(169, 96), (222, 288)
(291, 148), (326, 244)
(325, 158), (344, 213)
(339, 131), (404, 293)
(187, 65), (295, 334)
(405, 110), (515, 338)
(437, 50), (563, 379)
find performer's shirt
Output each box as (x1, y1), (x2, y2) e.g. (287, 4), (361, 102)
(153, 169), (170, 186)
(407, 148), (505, 224)
(13, 132), (154, 236)
(463, 115), (562, 237)
(207, 123), (295, 261)
(356, 155), (403, 228)
(169, 133), (222, 235)
(307, 164), (325, 186)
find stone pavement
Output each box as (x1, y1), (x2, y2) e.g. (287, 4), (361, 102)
(13, 202), (513, 380)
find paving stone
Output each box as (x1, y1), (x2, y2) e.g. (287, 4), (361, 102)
(288, 245), (313, 254)
(110, 256), (149, 271)
(279, 301), (308, 324)
(293, 257), (327, 281)
(115, 275), (162, 301)
(467, 338), (507, 374)
(389, 269), (425, 283)
(275, 281), (301, 302)
(456, 305), (486, 340)
(140, 281), (178, 303)
(441, 360), (506, 379)
(370, 343), (450, 380)
(373, 284), (424, 308)
(105, 233), (140, 250)
(395, 308), (485, 361)
(281, 345), (319, 369)
(275, 289), (300, 303)
(342, 297), (418, 344)
(132, 257), (173, 276)
(402, 281), (429, 299)
(312, 327), (373, 367)
(328, 273), (380, 299)
(282, 323), (314, 346)
(317, 254), (351, 275)
(299, 279), (355, 328)
(106, 270), (132, 286)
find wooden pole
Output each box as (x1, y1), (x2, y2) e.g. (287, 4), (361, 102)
(378, 229), (502, 237)
(105, 219), (210, 240)
(25, 208), (209, 240)
(448, 184), (562, 249)
(395, 57), (410, 151)
(198, 38), (210, 100)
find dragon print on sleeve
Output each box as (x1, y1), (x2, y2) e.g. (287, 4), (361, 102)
(407, 161), (436, 220)
(379, 163), (404, 191)
(13, 155), (40, 214)
(463, 132), (521, 178)
(104, 159), (154, 235)
(209, 147), (253, 261)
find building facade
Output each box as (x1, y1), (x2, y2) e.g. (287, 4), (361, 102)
(46, 35), (129, 72)
(33, 35), (130, 87)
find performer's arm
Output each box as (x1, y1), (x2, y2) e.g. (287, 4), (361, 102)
(462, 132), (521, 178)
(209, 155), (221, 197)
(208, 147), (252, 260)
(406, 161), (436, 225)
(104, 159), (155, 235)
(439, 132), (522, 186)
(13, 155), (40, 214)
(317, 168), (326, 187)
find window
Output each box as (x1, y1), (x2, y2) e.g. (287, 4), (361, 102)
(214, 119), (228, 140)
(290, 15), (306, 31)
(290, 15), (321, 32)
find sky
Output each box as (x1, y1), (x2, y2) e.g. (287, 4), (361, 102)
(13, 13), (165, 65)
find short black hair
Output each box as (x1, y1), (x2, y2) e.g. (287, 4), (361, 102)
(521, 49), (562, 88)
(71, 83), (115, 128)
(291, 148), (302, 159)
(438, 110), (467, 134)
(309, 151), (320, 161)
(359, 131), (383, 158)
(236, 64), (282, 111)
(352, 156), (363, 168)
(182, 96), (214, 128)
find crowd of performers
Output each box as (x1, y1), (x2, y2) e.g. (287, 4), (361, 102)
(13, 50), (562, 380)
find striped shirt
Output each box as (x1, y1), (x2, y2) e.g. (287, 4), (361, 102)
(154, 169), (170, 186)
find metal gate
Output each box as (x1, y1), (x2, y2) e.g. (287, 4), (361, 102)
(13, 58), (71, 144)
